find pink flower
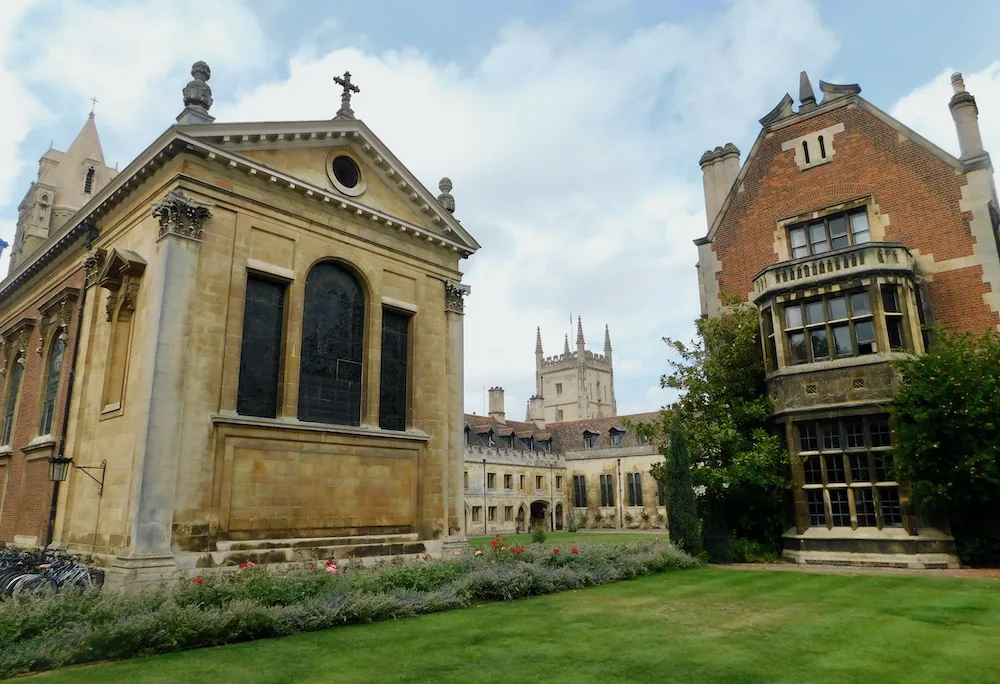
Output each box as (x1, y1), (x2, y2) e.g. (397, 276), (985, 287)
(491, 560), (496, 564)
(192, 577), (202, 584)
(474, 549), (482, 556)
(571, 547), (578, 554)
(326, 565), (338, 574)
(245, 561), (255, 568)
(553, 548), (560, 554)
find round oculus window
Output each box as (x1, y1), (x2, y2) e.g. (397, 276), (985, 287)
(332, 155), (360, 189)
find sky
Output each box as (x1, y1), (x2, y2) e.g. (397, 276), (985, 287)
(1, 0), (1000, 418)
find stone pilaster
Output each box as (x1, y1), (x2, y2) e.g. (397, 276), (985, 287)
(115, 191), (211, 578)
(443, 280), (469, 553)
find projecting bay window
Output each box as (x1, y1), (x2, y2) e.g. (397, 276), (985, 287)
(784, 291), (875, 364)
(761, 307), (777, 372)
(788, 208), (871, 258)
(797, 416), (903, 530)
(881, 285), (906, 351)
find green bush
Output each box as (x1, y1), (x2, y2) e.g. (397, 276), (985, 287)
(731, 537), (781, 563)
(531, 526), (547, 544)
(665, 425), (701, 557)
(0, 540), (697, 678)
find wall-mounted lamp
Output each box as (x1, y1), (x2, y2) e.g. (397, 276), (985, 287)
(47, 455), (106, 496)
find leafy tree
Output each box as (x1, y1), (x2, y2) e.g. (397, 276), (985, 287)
(664, 423), (701, 556)
(639, 299), (789, 554)
(892, 330), (1000, 566)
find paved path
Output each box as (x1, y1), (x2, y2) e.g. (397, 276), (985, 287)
(719, 562), (1000, 580)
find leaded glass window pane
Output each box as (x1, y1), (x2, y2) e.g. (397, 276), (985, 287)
(39, 336), (66, 435)
(879, 487), (904, 527)
(849, 453), (871, 483)
(1, 360), (23, 445)
(829, 489), (851, 526)
(869, 419), (892, 447)
(298, 263), (365, 425)
(803, 455), (823, 484)
(378, 309), (409, 431)
(825, 454), (846, 483)
(855, 488), (877, 526)
(806, 489), (826, 527)
(873, 453), (895, 482)
(237, 276), (285, 418)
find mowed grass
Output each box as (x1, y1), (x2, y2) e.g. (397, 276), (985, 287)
(468, 530), (663, 549)
(32, 567), (1000, 684)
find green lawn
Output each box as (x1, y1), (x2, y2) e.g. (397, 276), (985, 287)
(33, 568), (1000, 683)
(468, 530), (663, 549)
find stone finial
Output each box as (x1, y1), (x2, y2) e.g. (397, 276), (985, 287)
(535, 326), (543, 354)
(951, 72), (966, 94)
(799, 71), (816, 109)
(334, 71), (361, 119)
(183, 62), (213, 111)
(604, 323), (612, 352)
(437, 177), (455, 213)
(576, 316), (584, 346)
(563, 333), (570, 356)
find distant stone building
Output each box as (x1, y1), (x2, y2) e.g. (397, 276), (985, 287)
(695, 71), (1000, 567)
(531, 318), (616, 423)
(0, 63), (479, 584)
(464, 387), (664, 535)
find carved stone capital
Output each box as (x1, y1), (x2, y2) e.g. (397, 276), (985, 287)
(444, 280), (470, 314)
(37, 287), (78, 354)
(152, 191), (212, 241)
(1, 318), (36, 374)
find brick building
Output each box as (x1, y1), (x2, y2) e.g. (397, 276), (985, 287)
(0, 63), (480, 585)
(695, 71), (1000, 567)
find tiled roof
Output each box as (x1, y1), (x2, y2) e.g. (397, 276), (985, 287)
(464, 411), (663, 453)
(546, 412), (662, 452)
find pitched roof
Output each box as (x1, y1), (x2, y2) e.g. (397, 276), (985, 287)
(463, 414), (551, 451)
(546, 412), (662, 452)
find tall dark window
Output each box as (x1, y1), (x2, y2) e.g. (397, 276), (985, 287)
(378, 309), (409, 430)
(600, 473), (615, 507)
(84, 167), (95, 194)
(237, 276), (285, 418)
(657, 479), (666, 507)
(573, 475), (587, 507)
(627, 472), (643, 506)
(1, 359), (24, 446)
(39, 336), (67, 435)
(298, 262), (365, 425)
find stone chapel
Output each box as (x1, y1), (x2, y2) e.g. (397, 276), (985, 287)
(0, 62), (479, 585)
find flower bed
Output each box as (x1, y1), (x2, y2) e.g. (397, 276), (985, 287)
(0, 538), (696, 678)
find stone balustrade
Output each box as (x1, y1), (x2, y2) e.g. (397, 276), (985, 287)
(752, 242), (915, 301)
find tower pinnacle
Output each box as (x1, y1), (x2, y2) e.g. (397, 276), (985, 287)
(535, 326), (543, 354)
(576, 316), (584, 345)
(604, 323), (612, 353)
(563, 334), (570, 356)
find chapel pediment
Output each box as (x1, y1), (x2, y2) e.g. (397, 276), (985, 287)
(178, 119), (479, 255)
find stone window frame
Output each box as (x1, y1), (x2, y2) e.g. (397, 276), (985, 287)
(787, 207), (872, 259)
(34, 287), (78, 438)
(97, 249), (146, 419)
(487, 506), (497, 522)
(774, 196), (882, 263)
(555, 475), (562, 490)
(555, 383), (563, 395)
(325, 148), (368, 198)
(783, 290), (877, 365)
(599, 473), (615, 508)
(486, 472), (496, 490)
(0, 319), (35, 449)
(471, 506), (481, 523)
(535, 474), (543, 491)
(503, 473), (513, 490)
(572, 474), (587, 508)
(236, 271), (290, 420)
(626, 472), (643, 507)
(796, 415), (903, 531)
(504, 505), (513, 522)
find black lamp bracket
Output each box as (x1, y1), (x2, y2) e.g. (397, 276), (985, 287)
(73, 460), (107, 496)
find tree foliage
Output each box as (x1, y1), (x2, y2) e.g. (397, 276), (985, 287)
(892, 329), (1000, 566)
(664, 423), (701, 557)
(642, 300), (789, 553)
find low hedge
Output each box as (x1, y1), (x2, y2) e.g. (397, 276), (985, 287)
(0, 539), (696, 678)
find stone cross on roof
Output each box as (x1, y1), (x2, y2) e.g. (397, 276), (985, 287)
(89, 96), (99, 118)
(334, 71), (361, 119)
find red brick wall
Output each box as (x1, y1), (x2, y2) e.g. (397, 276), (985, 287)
(711, 102), (999, 333)
(0, 269), (84, 543)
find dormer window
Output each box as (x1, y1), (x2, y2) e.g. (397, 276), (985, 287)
(503, 435), (513, 449)
(610, 428), (625, 448)
(84, 167), (95, 194)
(788, 208), (870, 259)
(464, 427), (471, 445)
(520, 436), (533, 450)
(487, 431), (496, 447)
(537, 438), (551, 453)
(583, 430), (599, 449)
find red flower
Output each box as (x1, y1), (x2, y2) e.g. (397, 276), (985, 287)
(423, 553), (431, 561)
(553, 548), (560, 554)
(326, 558), (336, 566)
(192, 577), (202, 584)
(238, 562), (247, 568)
(310, 564), (316, 570)
(571, 547), (579, 554)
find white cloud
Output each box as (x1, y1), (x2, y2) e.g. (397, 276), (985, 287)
(890, 61), (1000, 160)
(214, 0), (837, 415)
(13, 0), (268, 135)
(0, 0), (48, 207)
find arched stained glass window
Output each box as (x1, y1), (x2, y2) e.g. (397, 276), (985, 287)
(298, 262), (365, 425)
(39, 335), (66, 435)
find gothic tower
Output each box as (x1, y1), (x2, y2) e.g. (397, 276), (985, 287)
(534, 317), (617, 422)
